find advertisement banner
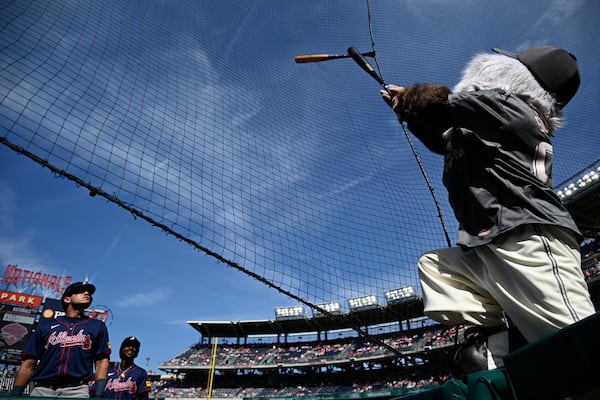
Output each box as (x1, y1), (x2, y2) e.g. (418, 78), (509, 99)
(0, 305), (38, 364)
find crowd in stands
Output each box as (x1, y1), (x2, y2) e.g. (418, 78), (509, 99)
(582, 238), (600, 283)
(160, 324), (461, 370)
(150, 324), (460, 398)
(149, 374), (450, 399)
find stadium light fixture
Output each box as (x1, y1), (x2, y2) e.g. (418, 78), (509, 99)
(557, 166), (600, 200)
(384, 286), (417, 305)
(347, 294), (379, 311)
(274, 305), (306, 320)
(313, 301), (343, 318)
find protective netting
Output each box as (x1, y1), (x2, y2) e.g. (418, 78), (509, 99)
(2, 1), (599, 323)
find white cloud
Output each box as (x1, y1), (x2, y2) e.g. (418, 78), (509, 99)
(536, 0), (586, 26)
(117, 288), (172, 307)
(104, 232), (122, 258)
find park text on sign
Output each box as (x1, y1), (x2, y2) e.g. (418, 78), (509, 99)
(1, 265), (72, 295)
(0, 290), (43, 308)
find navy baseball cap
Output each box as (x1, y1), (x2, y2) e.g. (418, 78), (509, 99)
(63, 281), (96, 297)
(121, 336), (141, 350)
(492, 45), (580, 107)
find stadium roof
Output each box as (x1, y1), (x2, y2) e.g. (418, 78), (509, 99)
(558, 163), (600, 238)
(188, 297), (424, 338)
(566, 187), (600, 237)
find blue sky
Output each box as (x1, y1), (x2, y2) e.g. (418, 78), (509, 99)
(0, 145), (291, 372)
(1, 0), (599, 374)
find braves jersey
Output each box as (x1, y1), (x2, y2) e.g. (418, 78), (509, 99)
(20, 316), (111, 382)
(103, 362), (151, 399)
(444, 90), (581, 247)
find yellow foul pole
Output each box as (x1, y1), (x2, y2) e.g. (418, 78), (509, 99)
(206, 337), (218, 400)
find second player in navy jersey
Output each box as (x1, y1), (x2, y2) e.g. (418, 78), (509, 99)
(98, 336), (151, 399)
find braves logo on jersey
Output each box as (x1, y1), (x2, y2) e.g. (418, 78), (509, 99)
(103, 362), (151, 399)
(45, 329), (92, 349)
(106, 376), (138, 393)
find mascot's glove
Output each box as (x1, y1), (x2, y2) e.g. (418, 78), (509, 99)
(11, 385), (25, 396)
(394, 84), (453, 155)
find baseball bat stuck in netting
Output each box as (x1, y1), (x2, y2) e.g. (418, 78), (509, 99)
(347, 47), (389, 91)
(294, 51), (375, 64)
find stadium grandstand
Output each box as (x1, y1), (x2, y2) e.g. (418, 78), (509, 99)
(154, 305), (458, 399)
(152, 277), (599, 399)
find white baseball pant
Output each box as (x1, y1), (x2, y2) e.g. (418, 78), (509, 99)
(418, 224), (596, 343)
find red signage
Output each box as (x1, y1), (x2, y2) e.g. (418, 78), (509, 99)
(0, 290), (43, 308)
(1, 264), (72, 295)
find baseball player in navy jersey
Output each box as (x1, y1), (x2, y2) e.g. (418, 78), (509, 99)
(11, 281), (111, 397)
(380, 46), (595, 377)
(94, 336), (151, 399)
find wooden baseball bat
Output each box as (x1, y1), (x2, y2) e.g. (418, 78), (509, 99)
(295, 51), (375, 64)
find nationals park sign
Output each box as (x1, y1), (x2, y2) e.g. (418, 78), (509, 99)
(0, 290), (43, 308)
(1, 264), (72, 297)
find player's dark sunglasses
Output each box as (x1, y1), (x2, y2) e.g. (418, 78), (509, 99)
(69, 287), (92, 295)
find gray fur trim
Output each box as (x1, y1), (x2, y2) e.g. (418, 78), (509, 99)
(453, 53), (564, 133)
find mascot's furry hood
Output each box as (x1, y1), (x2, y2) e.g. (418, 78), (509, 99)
(453, 53), (564, 133)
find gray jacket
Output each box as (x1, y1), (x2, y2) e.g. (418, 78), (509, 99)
(444, 90), (580, 247)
